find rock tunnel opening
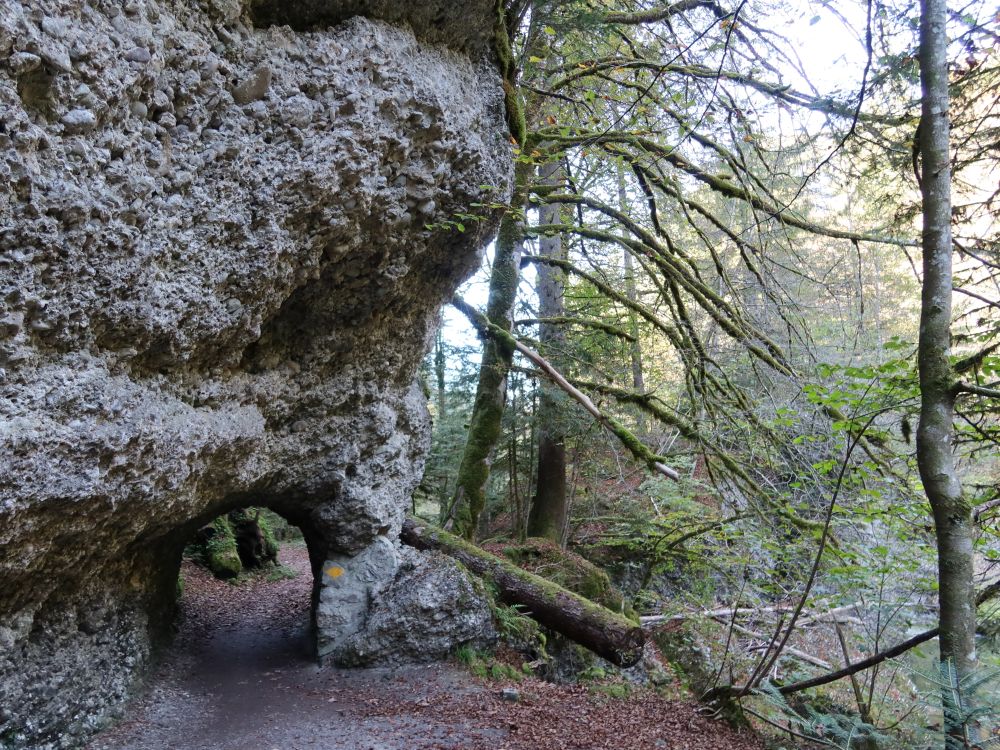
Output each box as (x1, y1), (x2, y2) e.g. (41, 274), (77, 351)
(186, 507), (300, 580)
(83, 507), (331, 749)
(165, 504), (321, 665)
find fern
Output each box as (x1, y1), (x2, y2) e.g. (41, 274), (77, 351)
(910, 659), (1000, 749)
(755, 681), (888, 750)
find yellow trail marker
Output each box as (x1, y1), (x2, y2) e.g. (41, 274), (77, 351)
(325, 565), (345, 579)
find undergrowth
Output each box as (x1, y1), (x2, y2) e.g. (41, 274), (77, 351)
(455, 645), (528, 681)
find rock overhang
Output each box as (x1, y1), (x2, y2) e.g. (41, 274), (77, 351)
(246, 0), (499, 56)
(0, 0), (511, 746)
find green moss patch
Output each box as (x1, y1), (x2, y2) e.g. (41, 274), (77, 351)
(455, 645), (525, 682)
(205, 516), (242, 579)
(487, 538), (636, 619)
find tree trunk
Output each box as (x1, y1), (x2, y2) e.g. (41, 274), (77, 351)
(916, 0), (978, 746)
(450, 1), (550, 540)
(450, 163), (528, 539)
(229, 508), (278, 569)
(624, 252), (646, 406)
(434, 328), (446, 425)
(401, 518), (646, 667)
(528, 160), (569, 543)
(433, 330), (451, 522)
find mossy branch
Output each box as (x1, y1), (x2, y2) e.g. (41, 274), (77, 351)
(515, 316), (637, 342)
(547, 57), (905, 125)
(453, 295), (680, 481)
(532, 129), (916, 247)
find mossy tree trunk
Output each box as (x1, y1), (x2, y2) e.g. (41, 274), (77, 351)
(617, 159), (646, 435)
(451, 2), (549, 540)
(401, 518), (645, 667)
(433, 330), (451, 521)
(434, 329), (447, 427)
(451, 161), (531, 540)
(200, 516), (242, 579)
(228, 508), (278, 569)
(916, 1), (978, 746)
(527, 159), (569, 544)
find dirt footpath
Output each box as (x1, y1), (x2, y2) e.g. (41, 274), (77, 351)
(87, 544), (763, 750)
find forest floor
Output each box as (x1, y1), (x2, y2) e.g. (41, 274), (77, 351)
(86, 543), (765, 750)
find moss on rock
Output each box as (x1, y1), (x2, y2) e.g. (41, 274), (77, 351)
(205, 516), (242, 579)
(229, 508), (279, 569)
(257, 508), (303, 541)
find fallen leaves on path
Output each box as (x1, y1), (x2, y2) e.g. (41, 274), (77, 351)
(95, 543), (766, 750)
(351, 676), (764, 750)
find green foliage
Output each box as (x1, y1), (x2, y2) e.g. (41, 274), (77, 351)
(756, 682), (888, 750)
(578, 664), (607, 681)
(455, 644), (480, 666)
(588, 682), (631, 699)
(493, 602), (537, 643)
(454, 646), (523, 682)
(423, 195), (513, 234)
(577, 651), (635, 700)
(910, 660), (1000, 748)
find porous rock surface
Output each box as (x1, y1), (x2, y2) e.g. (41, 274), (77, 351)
(0, 0), (510, 747)
(336, 546), (498, 665)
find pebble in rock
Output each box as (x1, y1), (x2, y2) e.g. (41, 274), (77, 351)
(61, 109), (97, 133)
(232, 66), (272, 105)
(125, 47), (152, 63)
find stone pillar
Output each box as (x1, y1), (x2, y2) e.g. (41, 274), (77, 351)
(316, 536), (399, 660)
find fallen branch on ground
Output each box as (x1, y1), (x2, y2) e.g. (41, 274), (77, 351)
(641, 612), (832, 669)
(640, 603), (862, 628)
(702, 581), (1000, 701)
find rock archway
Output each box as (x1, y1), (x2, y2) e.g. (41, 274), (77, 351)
(0, 1), (510, 747)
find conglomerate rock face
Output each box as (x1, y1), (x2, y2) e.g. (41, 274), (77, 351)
(0, 0), (511, 746)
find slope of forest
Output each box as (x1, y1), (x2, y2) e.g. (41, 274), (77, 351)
(421, 0), (1000, 747)
(1, 0), (998, 749)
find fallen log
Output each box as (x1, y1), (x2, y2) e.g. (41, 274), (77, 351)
(640, 603), (863, 628)
(400, 517), (646, 667)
